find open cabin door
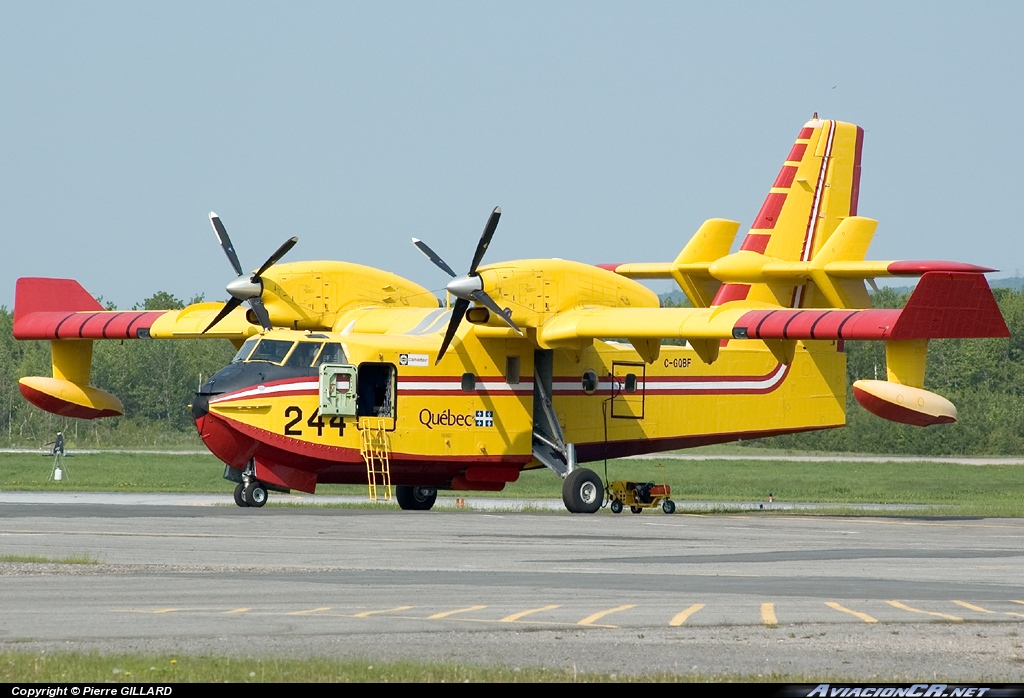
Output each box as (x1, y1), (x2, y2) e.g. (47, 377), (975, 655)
(319, 364), (358, 416)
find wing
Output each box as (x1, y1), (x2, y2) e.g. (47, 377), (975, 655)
(539, 272), (1009, 364)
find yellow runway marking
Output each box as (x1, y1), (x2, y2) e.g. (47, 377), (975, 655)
(110, 608), (184, 614)
(1013, 600), (1024, 606)
(500, 605), (560, 623)
(953, 601), (995, 614)
(223, 608), (251, 614)
(287, 607), (332, 616)
(669, 604), (705, 627)
(886, 600), (962, 621)
(428, 605), (488, 620)
(761, 603), (777, 626)
(577, 604), (636, 627)
(353, 605), (413, 618)
(825, 602), (877, 623)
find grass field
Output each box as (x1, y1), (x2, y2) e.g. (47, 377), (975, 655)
(2, 450), (1022, 515)
(0, 651), (826, 683)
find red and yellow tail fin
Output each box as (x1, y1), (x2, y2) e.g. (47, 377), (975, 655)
(715, 117), (864, 307)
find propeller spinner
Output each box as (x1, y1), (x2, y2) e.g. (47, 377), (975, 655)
(203, 212), (298, 333)
(412, 206), (521, 364)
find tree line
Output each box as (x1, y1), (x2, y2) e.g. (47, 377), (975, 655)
(0, 287), (1022, 454)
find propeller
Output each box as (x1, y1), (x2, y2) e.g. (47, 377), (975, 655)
(203, 212), (298, 333)
(412, 206), (521, 364)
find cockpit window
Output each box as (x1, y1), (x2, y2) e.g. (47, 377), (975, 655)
(246, 339), (295, 365)
(285, 342), (323, 368)
(315, 343), (347, 366)
(231, 337), (259, 363)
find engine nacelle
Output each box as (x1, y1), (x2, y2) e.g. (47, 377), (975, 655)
(18, 377), (124, 420)
(852, 379), (956, 427)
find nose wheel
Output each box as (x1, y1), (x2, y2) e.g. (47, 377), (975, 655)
(233, 479), (268, 508)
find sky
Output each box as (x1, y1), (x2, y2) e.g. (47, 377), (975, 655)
(2, 2), (1022, 308)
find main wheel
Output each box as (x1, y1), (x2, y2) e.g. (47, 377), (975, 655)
(561, 468), (603, 514)
(233, 482), (249, 508)
(610, 499), (623, 514)
(396, 485), (437, 511)
(630, 505), (643, 514)
(662, 499), (676, 514)
(244, 482), (268, 508)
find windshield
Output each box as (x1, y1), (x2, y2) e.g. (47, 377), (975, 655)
(246, 339), (295, 365)
(231, 337), (259, 363)
(315, 343), (347, 365)
(285, 342), (324, 368)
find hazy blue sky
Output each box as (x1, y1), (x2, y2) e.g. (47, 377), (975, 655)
(2, 2), (1021, 308)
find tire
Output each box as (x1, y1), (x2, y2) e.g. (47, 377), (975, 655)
(396, 485), (437, 511)
(630, 506), (643, 515)
(233, 482), (249, 508)
(610, 499), (623, 514)
(561, 468), (603, 514)
(662, 499), (676, 515)
(244, 482), (268, 508)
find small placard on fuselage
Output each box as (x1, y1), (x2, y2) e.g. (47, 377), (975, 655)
(399, 353), (429, 367)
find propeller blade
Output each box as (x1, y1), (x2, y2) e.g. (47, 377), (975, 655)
(411, 238), (458, 278)
(469, 289), (521, 334)
(468, 206), (500, 275)
(435, 297), (470, 364)
(253, 236), (298, 279)
(248, 297), (273, 331)
(209, 213), (243, 277)
(202, 296), (243, 334)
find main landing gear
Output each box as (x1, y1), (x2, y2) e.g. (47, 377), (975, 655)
(561, 468), (603, 514)
(396, 485), (437, 511)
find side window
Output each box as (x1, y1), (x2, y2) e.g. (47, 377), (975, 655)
(624, 373), (638, 393)
(581, 370), (598, 394)
(461, 373), (476, 392)
(285, 342), (323, 368)
(232, 337), (259, 363)
(316, 343), (347, 366)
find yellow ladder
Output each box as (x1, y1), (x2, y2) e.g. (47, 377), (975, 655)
(359, 419), (392, 502)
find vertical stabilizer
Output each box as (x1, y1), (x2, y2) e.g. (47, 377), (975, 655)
(714, 118), (864, 308)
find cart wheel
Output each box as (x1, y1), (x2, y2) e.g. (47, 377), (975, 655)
(630, 506), (643, 514)
(610, 499), (623, 514)
(662, 499), (676, 515)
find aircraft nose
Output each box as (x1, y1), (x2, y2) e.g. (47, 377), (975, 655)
(191, 390), (210, 422)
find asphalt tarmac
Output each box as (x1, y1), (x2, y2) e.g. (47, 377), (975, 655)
(1, 496), (1023, 680)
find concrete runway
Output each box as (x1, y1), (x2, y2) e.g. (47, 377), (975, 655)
(1, 497), (1023, 679)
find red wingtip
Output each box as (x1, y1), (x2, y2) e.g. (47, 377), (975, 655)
(887, 261), (997, 275)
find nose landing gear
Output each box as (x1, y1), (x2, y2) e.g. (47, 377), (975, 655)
(230, 461), (269, 508)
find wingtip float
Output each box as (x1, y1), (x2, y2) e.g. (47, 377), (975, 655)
(12, 117), (1010, 512)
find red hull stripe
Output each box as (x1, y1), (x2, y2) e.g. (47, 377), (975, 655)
(751, 192), (787, 230)
(739, 233), (770, 254)
(552, 363), (788, 396)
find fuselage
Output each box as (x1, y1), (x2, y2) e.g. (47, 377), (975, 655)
(192, 306), (847, 493)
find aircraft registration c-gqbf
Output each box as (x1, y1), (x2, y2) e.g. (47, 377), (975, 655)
(12, 117), (1010, 513)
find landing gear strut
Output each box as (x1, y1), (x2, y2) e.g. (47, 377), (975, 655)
(396, 485), (437, 511)
(232, 461), (269, 508)
(562, 468), (603, 514)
